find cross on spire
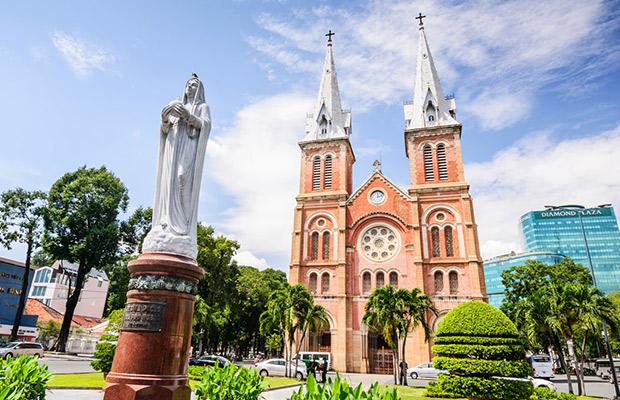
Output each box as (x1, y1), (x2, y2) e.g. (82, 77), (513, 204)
(373, 160), (381, 172)
(415, 12), (426, 26)
(326, 30), (335, 43)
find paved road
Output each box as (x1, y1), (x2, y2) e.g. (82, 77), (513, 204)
(42, 360), (618, 400)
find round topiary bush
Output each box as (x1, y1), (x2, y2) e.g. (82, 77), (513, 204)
(430, 301), (533, 400)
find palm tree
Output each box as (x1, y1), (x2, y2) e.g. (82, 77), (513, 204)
(259, 282), (312, 377)
(293, 304), (328, 377)
(397, 288), (437, 385)
(362, 285), (404, 385)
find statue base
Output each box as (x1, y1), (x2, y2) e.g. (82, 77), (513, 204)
(103, 253), (204, 400)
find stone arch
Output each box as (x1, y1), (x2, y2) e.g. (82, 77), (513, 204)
(420, 204), (465, 259)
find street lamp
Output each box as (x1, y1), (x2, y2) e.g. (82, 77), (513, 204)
(545, 204), (620, 399)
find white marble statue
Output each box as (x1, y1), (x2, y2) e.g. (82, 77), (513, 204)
(142, 74), (211, 259)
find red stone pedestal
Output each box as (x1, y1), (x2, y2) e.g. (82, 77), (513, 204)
(104, 253), (204, 400)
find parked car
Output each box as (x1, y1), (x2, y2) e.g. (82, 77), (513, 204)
(0, 342), (44, 359)
(189, 354), (238, 367)
(255, 358), (307, 379)
(499, 376), (556, 391)
(292, 352), (332, 371)
(406, 362), (449, 379)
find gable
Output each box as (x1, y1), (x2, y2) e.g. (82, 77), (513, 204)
(346, 174), (411, 228)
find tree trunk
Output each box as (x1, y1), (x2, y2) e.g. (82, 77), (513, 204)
(553, 334), (573, 394)
(578, 331), (589, 396)
(294, 329), (308, 380)
(392, 332), (399, 385)
(53, 262), (89, 352)
(401, 335), (408, 386)
(567, 337), (584, 395)
(10, 239), (33, 342)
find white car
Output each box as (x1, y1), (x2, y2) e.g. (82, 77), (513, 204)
(407, 362), (449, 379)
(0, 342), (44, 359)
(498, 376), (556, 392)
(255, 358), (307, 379)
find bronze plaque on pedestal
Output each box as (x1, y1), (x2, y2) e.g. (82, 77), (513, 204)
(121, 301), (166, 332)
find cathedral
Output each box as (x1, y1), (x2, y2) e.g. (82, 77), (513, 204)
(289, 18), (487, 373)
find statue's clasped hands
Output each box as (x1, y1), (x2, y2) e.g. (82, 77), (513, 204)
(162, 100), (190, 122)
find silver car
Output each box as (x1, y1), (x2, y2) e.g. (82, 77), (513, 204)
(0, 342), (44, 359)
(407, 362), (449, 379)
(255, 358), (307, 379)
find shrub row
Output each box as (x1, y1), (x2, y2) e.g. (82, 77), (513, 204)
(530, 386), (577, 400)
(188, 365), (206, 380)
(194, 362), (267, 400)
(433, 356), (531, 377)
(0, 356), (53, 400)
(435, 302), (519, 338)
(288, 374), (399, 400)
(434, 335), (521, 346)
(436, 373), (533, 400)
(432, 343), (525, 360)
(423, 382), (462, 398)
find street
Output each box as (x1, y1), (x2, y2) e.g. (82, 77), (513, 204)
(40, 358), (618, 399)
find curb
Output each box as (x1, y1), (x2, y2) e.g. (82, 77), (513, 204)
(265, 383), (304, 392)
(48, 387), (102, 391)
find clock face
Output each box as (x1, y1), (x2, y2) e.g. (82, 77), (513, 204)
(370, 190), (385, 204)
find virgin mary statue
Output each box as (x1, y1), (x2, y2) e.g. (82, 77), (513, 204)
(142, 74), (211, 259)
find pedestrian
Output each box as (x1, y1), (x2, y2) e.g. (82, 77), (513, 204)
(321, 358), (328, 383)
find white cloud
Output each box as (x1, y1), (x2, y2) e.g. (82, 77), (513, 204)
(51, 31), (115, 79)
(205, 93), (314, 258)
(234, 250), (270, 270)
(30, 46), (49, 62)
(249, 0), (620, 128)
(468, 124), (620, 259)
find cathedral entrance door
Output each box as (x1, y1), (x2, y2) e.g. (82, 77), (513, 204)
(368, 333), (393, 374)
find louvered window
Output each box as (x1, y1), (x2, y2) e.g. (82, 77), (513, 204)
(376, 272), (384, 288)
(437, 144), (448, 180)
(363, 272), (371, 294)
(445, 226), (454, 257)
(324, 156), (332, 189)
(423, 146), (434, 181)
(322, 232), (330, 260)
(389, 272), (398, 288)
(449, 271), (459, 294)
(322, 273), (330, 294)
(434, 271), (444, 294)
(311, 232), (319, 260)
(431, 227), (441, 257)
(310, 273), (317, 293)
(312, 157), (321, 190)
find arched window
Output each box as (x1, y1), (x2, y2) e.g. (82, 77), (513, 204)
(434, 271), (444, 294)
(322, 273), (330, 294)
(309, 273), (317, 293)
(449, 271), (459, 294)
(324, 155), (332, 190)
(431, 227), (441, 257)
(376, 272), (385, 288)
(363, 272), (371, 294)
(311, 232), (319, 260)
(423, 146), (434, 181)
(428, 115), (435, 122)
(322, 232), (330, 260)
(437, 144), (448, 180)
(312, 157), (321, 190)
(445, 226), (454, 257)
(389, 272), (398, 288)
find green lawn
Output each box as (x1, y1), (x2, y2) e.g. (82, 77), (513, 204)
(50, 373), (300, 390)
(50, 373), (105, 387)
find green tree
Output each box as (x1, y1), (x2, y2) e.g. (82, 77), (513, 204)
(91, 309), (124, 373)
(260, 283), (312, 377)
(31, 249), (54, 268)
(501, 257), (592, 319)
(264, 333), (282, 357)
(0, 188), (47, 342)
(398, 288), (437, 385)
(37, 320), (61, 345)
(362, 285), (403, 385)
(118, 206), (152, 255)
(42, 166), (128, 352)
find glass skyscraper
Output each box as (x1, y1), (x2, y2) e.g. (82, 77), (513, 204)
(484, 251), (565, 308)
(519, 206), (620, 294)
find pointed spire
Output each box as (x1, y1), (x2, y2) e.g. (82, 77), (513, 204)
(405, 15), (458, 129)
(303, 33), (351, 141)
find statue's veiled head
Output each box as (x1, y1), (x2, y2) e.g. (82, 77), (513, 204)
(183, 73), (205, 106)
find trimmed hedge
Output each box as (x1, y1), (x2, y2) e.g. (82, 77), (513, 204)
(431, 343), (525, 360)
(530, 386), (576, 400)
(432, 301), (532, 400)
(433, 357), (531, 377)
(436, 374), (533, 399)
(434, 335), (522, 346)
(435, 301), (519, 338)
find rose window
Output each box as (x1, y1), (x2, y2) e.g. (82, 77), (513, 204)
(359, 225), (399, 262)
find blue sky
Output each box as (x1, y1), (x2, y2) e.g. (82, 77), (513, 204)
(2, 0), (620, 273)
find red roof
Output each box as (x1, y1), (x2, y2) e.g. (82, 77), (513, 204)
(24, 299), (108, 329)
